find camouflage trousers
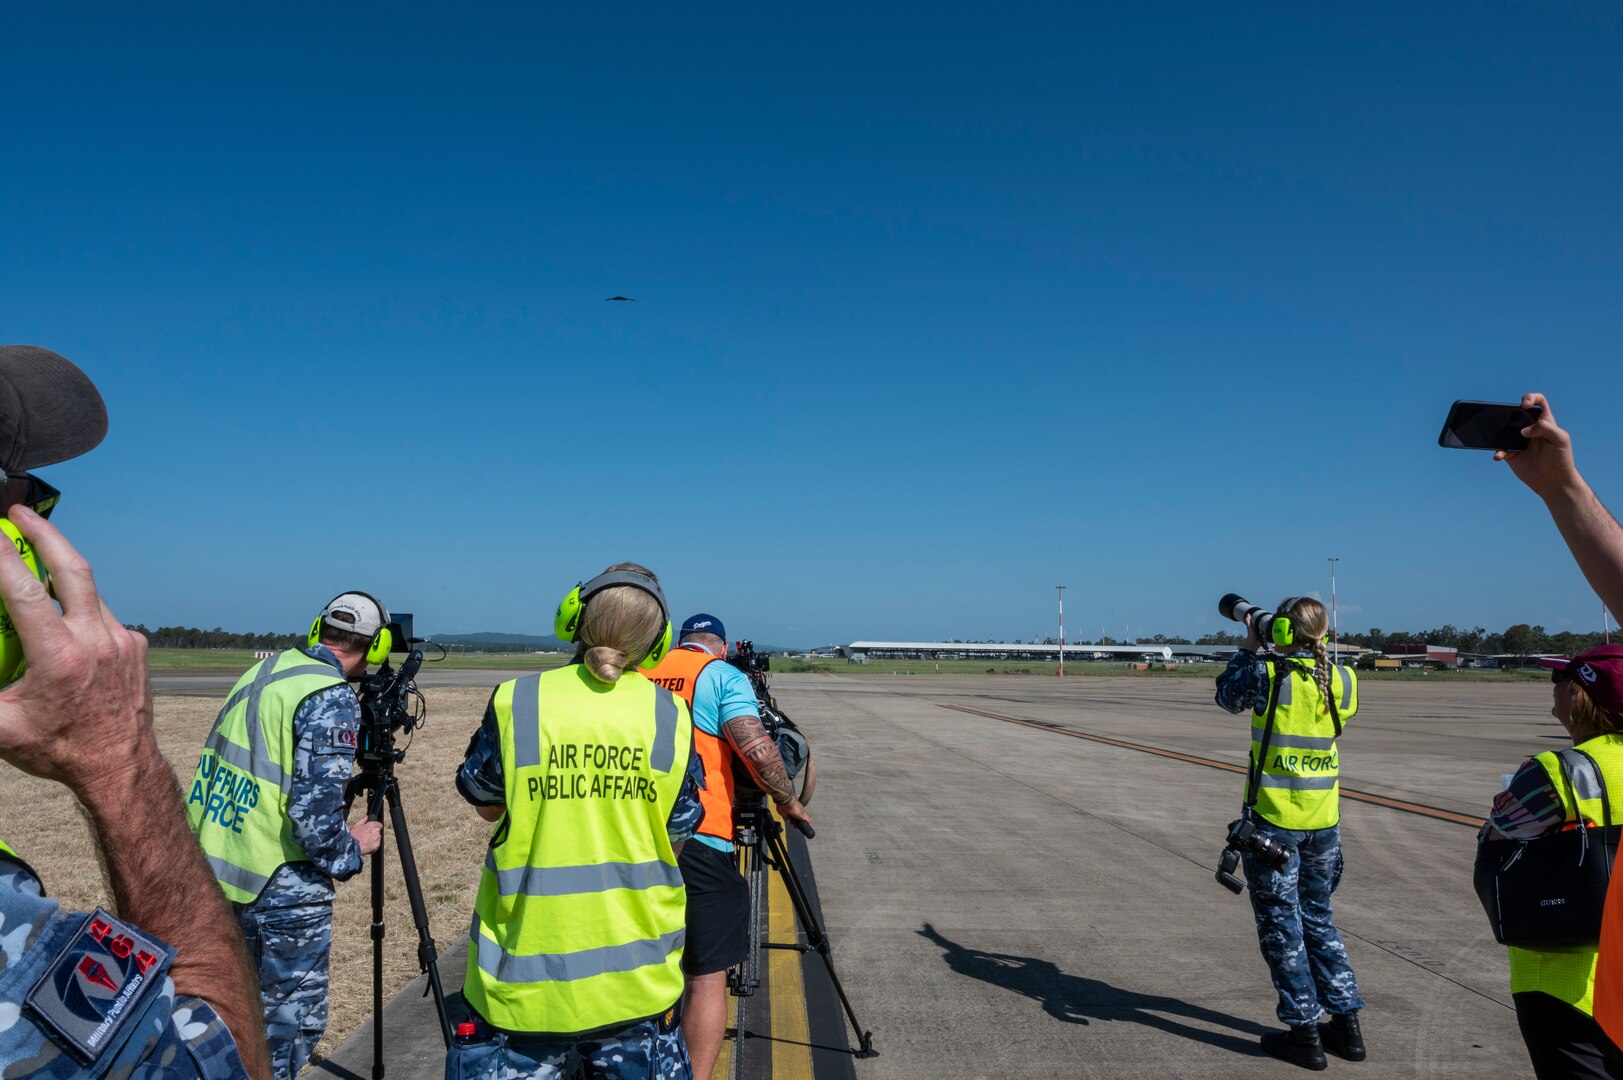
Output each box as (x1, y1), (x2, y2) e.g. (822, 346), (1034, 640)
(1240, 820), (1364, 1027)
(445, 1016), (691, 1080)
(237, 898), (334, 1080)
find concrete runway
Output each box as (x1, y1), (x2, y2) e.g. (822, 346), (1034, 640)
(177, 667), (1552, 1079)
(765, 672), (1548, 1080)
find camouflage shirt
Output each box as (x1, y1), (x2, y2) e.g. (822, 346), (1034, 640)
(456, 679), (706, 843)
(0, 854), (248, 1078)
(253, 645), (364, 909)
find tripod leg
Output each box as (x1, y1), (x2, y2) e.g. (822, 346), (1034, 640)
(384, 777), (454, 1049)
(367, 785), (387, 1080)
(764, 825), (877, 1058)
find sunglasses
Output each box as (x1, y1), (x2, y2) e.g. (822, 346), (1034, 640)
(0, 473), (60, 520)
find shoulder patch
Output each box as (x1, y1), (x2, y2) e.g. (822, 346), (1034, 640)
(26, 908), (173, 1063)
(331, 727), (359, 752)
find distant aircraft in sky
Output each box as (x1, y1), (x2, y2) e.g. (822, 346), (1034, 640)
(604, 295), (636, 302)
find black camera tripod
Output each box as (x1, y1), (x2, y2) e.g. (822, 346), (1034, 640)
(726, 793), (875, 1076)
(344, 652), (453, 1080)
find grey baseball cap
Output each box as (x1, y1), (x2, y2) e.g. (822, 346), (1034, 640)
(319, 592), (390, 638)
(0, 346), (109, 473)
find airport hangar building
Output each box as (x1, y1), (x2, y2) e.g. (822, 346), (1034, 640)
(838, 641), (1369, 663)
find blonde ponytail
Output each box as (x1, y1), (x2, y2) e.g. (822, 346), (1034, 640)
(578, 562), (665, 683)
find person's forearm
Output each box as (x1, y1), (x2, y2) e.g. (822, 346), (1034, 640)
(81, 743), (271, 1080)
(722, 715), (794, 803)
(1544, 480), (1623, 618)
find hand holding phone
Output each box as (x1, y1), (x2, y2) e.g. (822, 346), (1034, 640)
(1438, 400), (1545, 452)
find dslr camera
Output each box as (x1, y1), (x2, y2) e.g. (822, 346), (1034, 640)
(1215, 816), (1290, 894)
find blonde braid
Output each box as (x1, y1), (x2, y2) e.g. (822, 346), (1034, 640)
(1310, 634), (1333, 708)
(1279, 596), (1333, 711)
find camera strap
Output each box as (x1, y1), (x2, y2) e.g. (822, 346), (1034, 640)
(1243, 657), (1342, 809)
(1243, 662), (1287, 811)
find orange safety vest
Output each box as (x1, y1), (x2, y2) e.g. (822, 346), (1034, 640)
(644, 645), (734, 842)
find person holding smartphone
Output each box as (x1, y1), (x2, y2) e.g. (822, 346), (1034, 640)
(1483, 647), (1623, 1079)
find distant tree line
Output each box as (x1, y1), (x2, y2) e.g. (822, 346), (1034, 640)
(125, 625), (304, 650)
(1194, 624), (1610, 655)
(957, 625), (1613, 654)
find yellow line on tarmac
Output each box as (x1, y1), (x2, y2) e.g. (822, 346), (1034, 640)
(769, 803), (815, 1080)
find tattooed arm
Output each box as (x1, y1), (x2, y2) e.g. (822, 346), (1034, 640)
(722, 714), (812, 828)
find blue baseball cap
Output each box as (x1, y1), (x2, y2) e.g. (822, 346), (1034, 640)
(680, 613), (726, 641)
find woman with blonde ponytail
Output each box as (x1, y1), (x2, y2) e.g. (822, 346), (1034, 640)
(452, 563), (706, 1080)
(1215, 595), (1365, 1071)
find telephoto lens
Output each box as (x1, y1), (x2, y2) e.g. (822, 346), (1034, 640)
(1219, 593), (1275, 642)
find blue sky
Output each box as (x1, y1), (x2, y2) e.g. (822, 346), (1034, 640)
(3, 4), (1620, 646)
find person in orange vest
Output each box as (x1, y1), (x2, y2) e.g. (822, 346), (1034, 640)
(643, 613), (812, 1079)
(1496, 394), (1623, 1051)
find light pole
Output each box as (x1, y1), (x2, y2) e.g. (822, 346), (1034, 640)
(1056, 585), (1066, 677)
(1328, 557), (1340, 659)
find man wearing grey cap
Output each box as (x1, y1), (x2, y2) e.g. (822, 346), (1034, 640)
(0, 346), (265, 1079)
(187, 590), (389, 1080)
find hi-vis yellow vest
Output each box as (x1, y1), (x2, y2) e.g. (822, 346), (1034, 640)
(186, 650), (348, 903)
(0, 838), (14, 859)
(466, 665), (693, 1036)
(1250, 658), (1358, 831)
(1509, 734), (1623, 1016)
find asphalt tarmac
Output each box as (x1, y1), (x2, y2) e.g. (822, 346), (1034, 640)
(226, 668), (1552, 1079)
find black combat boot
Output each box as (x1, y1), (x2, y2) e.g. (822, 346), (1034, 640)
(1319, 1010), (1366, 1061)
(1260, 1024), (1328, 1071)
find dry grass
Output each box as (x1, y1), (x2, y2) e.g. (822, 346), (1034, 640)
(0, 687), (496, 1066)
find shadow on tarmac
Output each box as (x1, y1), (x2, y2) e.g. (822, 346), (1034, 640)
(918, 923), (1269, 1058)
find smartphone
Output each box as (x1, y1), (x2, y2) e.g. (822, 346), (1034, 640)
(1438, 400), (1543, 452)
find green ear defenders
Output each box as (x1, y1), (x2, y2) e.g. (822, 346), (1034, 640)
(308, 590), (394, 666)
(1270, 597), (1311, 648)
(554, 568), (673, 671)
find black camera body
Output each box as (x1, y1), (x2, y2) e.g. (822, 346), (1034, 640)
(722, 640), (810, 797)
(1215, 816), (1291, 894)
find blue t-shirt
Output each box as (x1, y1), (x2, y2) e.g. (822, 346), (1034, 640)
(682, 645), (761, 852)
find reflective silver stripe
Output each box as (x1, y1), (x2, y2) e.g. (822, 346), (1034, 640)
(652, 689), (678, 773)
(242, 658), (337, 782)
(1337, 666), (1354, 711)
(1251, 726), (1337, 752)
(204, 731), (292, 793)
(1258, 773), (1339, 791)
(484, 853), (683, 897)
(219, 658), (335, 718)
(473, 927), (684, 984)
(1560, 750), (1607, 802)
(511, 674), (543, 768)
(206, 854), (271, 896)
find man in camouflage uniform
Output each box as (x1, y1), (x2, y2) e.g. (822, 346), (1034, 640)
(189, 591), (389, 1080)
(0, 345), (263, 1079)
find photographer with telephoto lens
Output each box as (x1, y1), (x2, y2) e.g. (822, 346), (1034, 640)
(1214, 594), (1364, 1070)
(0, 346), (263, 1080)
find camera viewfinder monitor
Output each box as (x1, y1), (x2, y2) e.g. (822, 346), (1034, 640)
(387, 613), (414, 653)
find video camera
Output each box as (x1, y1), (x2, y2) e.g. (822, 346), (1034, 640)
(1215, 816), (1290, 894)
(353, 613), (427, 754)
(726, 640), (812, 802)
